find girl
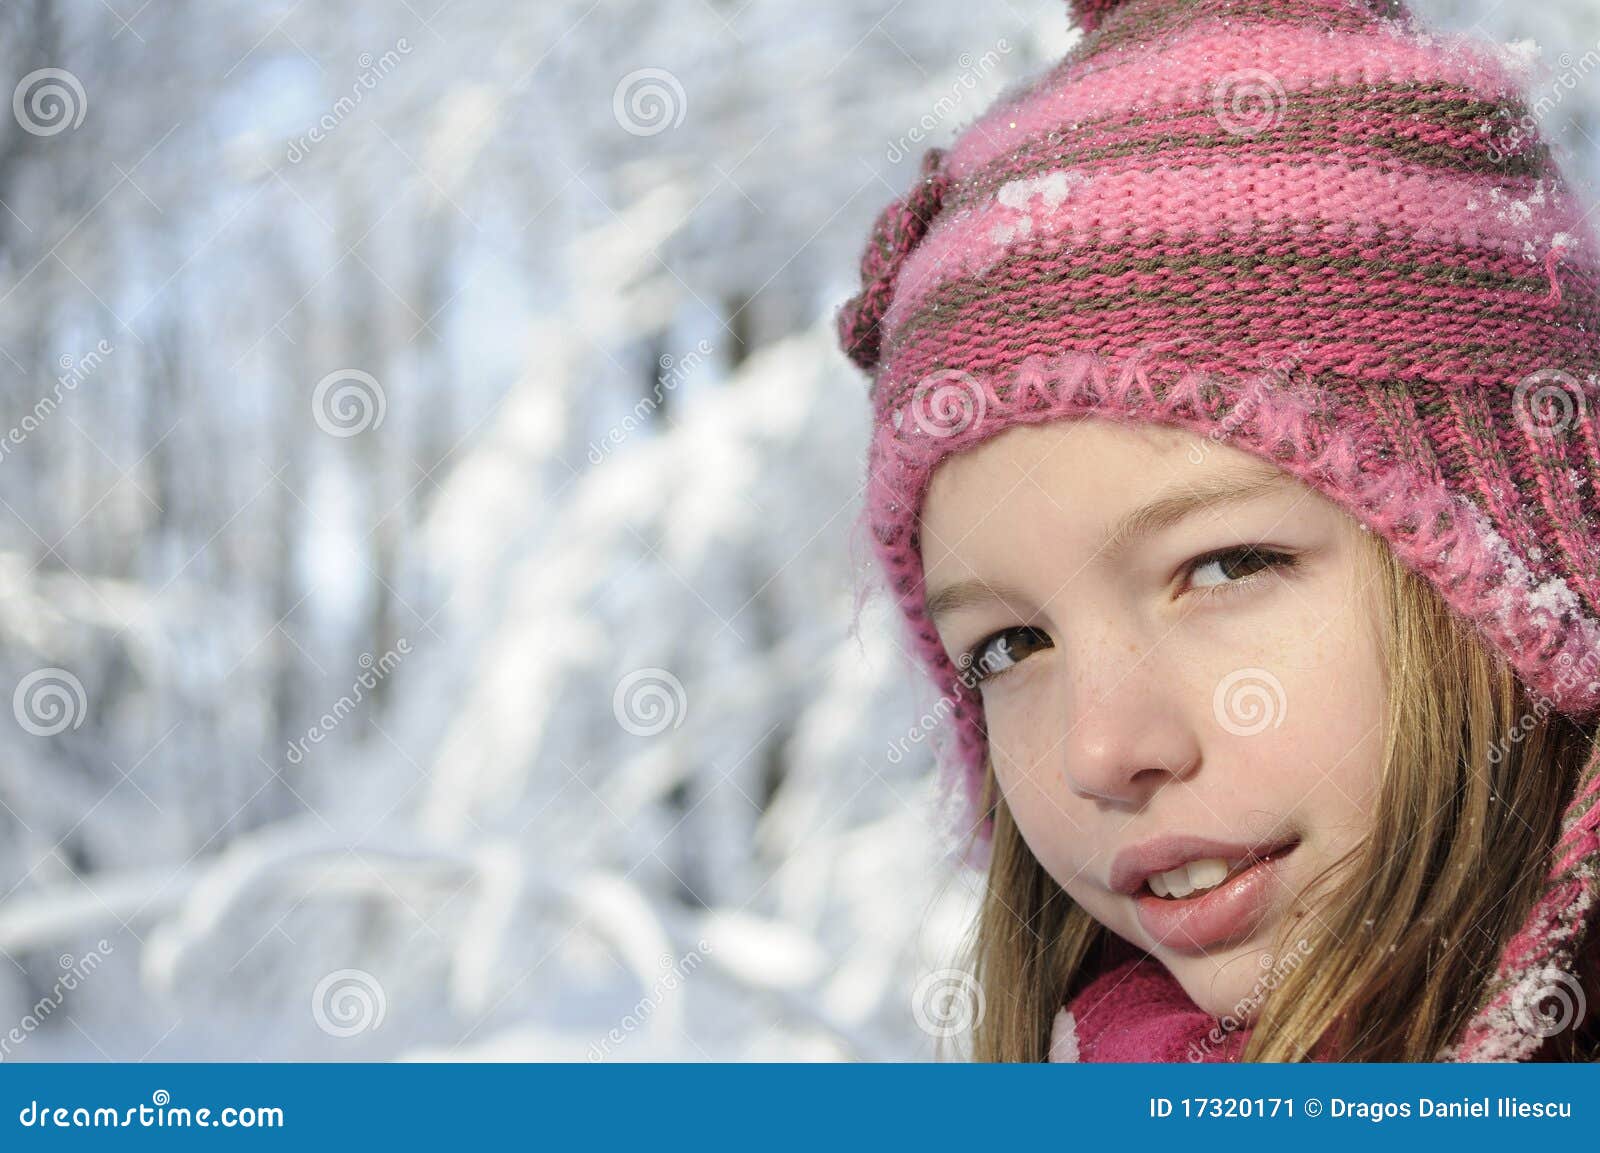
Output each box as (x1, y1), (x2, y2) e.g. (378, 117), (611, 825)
(838, 0), (1600, 1061)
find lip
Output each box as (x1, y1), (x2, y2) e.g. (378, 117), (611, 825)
(1110, 833), (1301, 953)
(1108, 833), (1299, 897)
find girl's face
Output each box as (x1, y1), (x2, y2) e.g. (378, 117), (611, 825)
(919, 418), (1387, 1020)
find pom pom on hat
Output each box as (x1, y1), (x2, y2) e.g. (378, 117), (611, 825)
(836, 147), (949, 372)
(1067, 0), (1410, 35)
(1067, 0), (1134, 33)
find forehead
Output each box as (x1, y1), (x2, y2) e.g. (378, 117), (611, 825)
(918, 418), (1292, 568)
(924, 418), (1209, 519)
(932, 418), (1187, 483)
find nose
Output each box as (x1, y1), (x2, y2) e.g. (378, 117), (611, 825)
(1054, 631), (1201, 807)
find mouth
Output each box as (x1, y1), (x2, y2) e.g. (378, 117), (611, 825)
(1138, 838), (1301, 901)
(1127, 837), (1302, 953)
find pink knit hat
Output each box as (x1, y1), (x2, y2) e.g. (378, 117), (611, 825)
(841, 0), (1600, 1059)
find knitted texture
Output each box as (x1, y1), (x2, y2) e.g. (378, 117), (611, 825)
(839, 0), (1600, 1061)
(1048, 955), (1258, 1062)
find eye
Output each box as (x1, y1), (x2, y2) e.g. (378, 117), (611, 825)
(962, 626), (1053, 687)
(1181, 545), (1297, 596)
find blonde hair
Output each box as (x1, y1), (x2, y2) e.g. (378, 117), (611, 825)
(962, 526), (1599, 1061)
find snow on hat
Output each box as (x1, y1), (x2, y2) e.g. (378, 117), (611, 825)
(841, 0), (1600, 1059)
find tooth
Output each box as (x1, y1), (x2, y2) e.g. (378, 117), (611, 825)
(1146, 857), (1234, 899)
(1186, 858), (1230, 890)
(1162, 867), (1195, 898)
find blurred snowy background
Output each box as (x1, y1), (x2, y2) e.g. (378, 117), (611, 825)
(0, 0), (1596, 1061)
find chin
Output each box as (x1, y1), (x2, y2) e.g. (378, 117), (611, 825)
(1161, 944), (1275, 1022)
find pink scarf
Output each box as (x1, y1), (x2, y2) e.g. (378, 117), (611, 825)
(1049, 949), (1596, 1062)
(1048, 954), (1257, 1063)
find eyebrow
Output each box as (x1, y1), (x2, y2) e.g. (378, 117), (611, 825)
(922, 462), (1288, 626)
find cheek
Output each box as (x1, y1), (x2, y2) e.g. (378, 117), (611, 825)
(984, 697), (1138, 941)
(981, 685), (1091, 835)
(1006, 782), (1138, 939)
(985, 704), (1092, 870)
(1212, 720), (1384, 834)
(1279, 593), (1389, 807)
(1211, 608), (1388, 836)
(1270, 682), (1387, 841)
